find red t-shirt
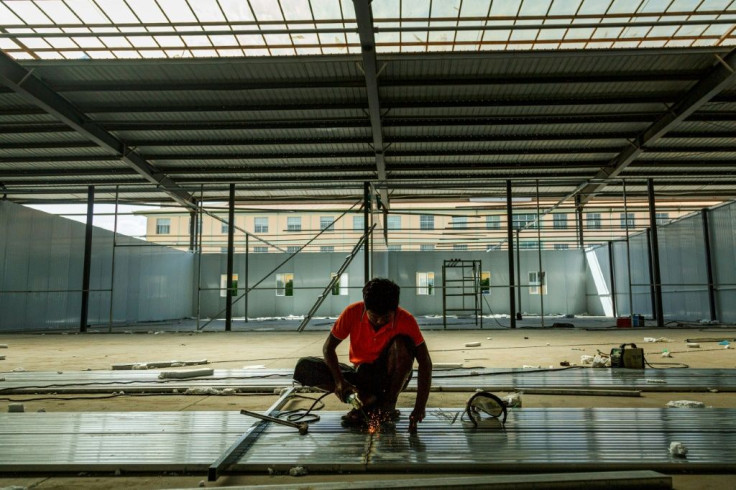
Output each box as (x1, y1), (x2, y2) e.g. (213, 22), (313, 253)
(331, 301), (425, 365)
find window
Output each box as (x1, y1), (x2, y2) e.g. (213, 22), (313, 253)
(353, 216), (365, 230)
(387, 215), (401, 230)
(656, 212), (670, 226)
(156, 218), (170, 234)
(520, 241), (538, 249)
(320, 216), (334, 232)
(513, 213), (537, 229)
(451, 216), (468, 229)
(387, 244), (402, 251)
(420, 244), (435, 251)
(486, 215), (500, 230)
(330, 272), (348, 296)
(254, 246), (268, 253)
(220, 247), (229, 254)
(276, 273), (294, 297)
(620, 213), (635, 229)
(416, 272), (435, 295)
(420, 215), (434, 230)
(453, 244), (468, 251)
(221, 221), (229, 234)
(480, 271), (491, 295)
(287, 246), (300, 253)
(320, 246), (334, 252)
(287, 216), (301, 231)
(254, 217), (268, 233)
(529, 271), (547, 295)
(554, 244), (569, 250)
(587, 213), (601, 229)
(553, 214), (567, 229)
(220, 274), (238, 298)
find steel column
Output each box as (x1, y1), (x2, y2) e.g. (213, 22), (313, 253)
(701, 208), (717, 322)
(506, 180), (516, 328)
(364, 181), (371, 283)
(80, 185), (94, 333)
(575, 195), (584, 249)
(225, 183), (235, 332)
(647, 179), (664, 327)
(608, 240), (617, 318)
(189, 210), (197, 251)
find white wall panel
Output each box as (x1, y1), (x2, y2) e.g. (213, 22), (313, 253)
(0, 201), (193, 331)
(710, 203), (736, 322)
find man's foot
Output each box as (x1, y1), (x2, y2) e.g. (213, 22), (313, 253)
(340, 408), (367, 428)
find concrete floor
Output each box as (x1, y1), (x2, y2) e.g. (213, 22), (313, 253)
(0, 323), (735, 489)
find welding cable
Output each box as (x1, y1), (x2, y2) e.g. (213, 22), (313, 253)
(277, 391), (332, 424)
(482, 296), (509, 329)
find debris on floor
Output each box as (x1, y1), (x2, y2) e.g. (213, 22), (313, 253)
(288, 466), (308, 476)
(687, 343), (701, 348)
(8, 403), (24, 413)
(644, 337), (673, 343)
(661, 350), (672, 358)
(158, 368), (214, 379)
(503, 393), (522, 407)
(669, 441), (688, 458)
(464, 342), (481, 347)
(112, 359), (209, 370)
(667, 400), (706, 408)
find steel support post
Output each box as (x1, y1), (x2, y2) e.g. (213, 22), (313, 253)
(646, 229), (657, 320)
(536, 180), (544, 326)
(701, 208), (717, 322)
(79, 185), (94, 333)
(516, 229), (522, 321)
(608, 240), (617, 318)
(189, 210), (197, 252)
(647, 179), (664, 327)
(575, 195), (584, 249)
(363, 181), (371, 283)
(506, 180), (516, 328)
(225, 183), (235, 331)
(108, 186), (119, 333)
(244, 233), (249, 323)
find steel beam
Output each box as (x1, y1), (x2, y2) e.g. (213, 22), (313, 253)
(701, 208), (718, 322)
(79, 185), (94, 333)
(648, 180), (664, 327)
(353, 0), (389, 209)
(578, 47), (736, 205)
(225, 184), (235, 332)
(506, 180), (516, 328)
(0, 51), (196, 211)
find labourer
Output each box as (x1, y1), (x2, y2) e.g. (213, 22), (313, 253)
(294, 278), (432, 433)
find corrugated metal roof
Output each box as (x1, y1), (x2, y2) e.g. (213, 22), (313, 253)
(2, 46), (736, 205)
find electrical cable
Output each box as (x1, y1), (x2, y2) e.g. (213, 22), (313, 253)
(277, 391), (332, 424)
(482, 295), (508, 329)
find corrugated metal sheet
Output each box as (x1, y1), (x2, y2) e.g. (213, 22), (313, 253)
(2, 408), (733, 473)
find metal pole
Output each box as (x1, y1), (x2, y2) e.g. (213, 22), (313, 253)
(506, 180), (516, 328)
(646, 229), (656, 320)
(245, 233), (249, 323)
(647, 179), (664, 327)
(701, 208), (717, 322)
(196, 185), (203, 330)
(608, 240), (617, 318)
(575, 194), (584, 249)
(536, 179), (544, 327)
(80, 185), (94, 333)
(225, 183), (235, 331)
(108, 186), (119, 333)
(189, 210), (196, 251)
(623, 180), (634, 317)
(516, 228), (522, 321)
(363, 181), (371, 283)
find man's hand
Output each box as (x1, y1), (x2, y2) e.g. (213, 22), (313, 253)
(334, 380), (357, 403)
(408, 407), (425, 433)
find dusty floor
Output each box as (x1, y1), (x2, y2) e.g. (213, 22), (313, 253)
(1, 326), (735, 489)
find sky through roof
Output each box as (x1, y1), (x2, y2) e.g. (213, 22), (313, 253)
(0, 0), (735, 60)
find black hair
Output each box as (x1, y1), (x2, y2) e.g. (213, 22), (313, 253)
(362, 277), (400, 315)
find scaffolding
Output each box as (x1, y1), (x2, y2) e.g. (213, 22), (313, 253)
(442, 259), (483, 329)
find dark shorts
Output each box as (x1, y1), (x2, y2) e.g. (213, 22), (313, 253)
(293, 335), (415, 400)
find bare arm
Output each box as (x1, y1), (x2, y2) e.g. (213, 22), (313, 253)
(409, 342), (432, 433)
(322, 333), (354, 402)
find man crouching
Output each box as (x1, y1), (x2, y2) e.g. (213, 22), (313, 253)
(321, 278), (432, 433)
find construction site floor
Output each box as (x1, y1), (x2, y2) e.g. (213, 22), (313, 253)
(0, 325), (735, 489)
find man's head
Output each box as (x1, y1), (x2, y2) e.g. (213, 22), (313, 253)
(362, 278), (400, 316)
